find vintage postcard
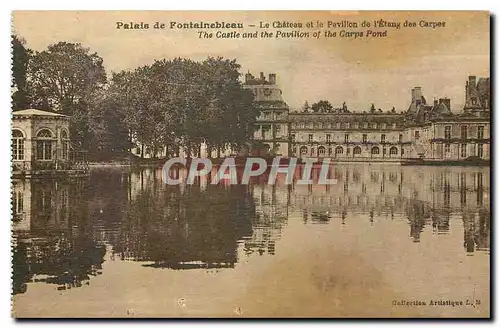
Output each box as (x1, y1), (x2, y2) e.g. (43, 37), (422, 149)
(10, 11), (490, 318)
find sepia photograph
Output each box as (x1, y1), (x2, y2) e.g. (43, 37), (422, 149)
(10, 10), (490, 318)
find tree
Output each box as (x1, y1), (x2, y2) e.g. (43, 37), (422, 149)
(11, 35), (31, 110)
(87, 90), (131, 158)
(311, 100), (333, 113)
(28, 42), (107, 147)
(302, 101), (310, 113)
(111, 56), (258, 159)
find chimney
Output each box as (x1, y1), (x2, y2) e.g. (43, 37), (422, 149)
(414, 87), (423, 105)
(244, 72), (253, 84)
(414, 87), (422, 101)
(269, 73), (276, 85)
(260, 72), (265, 82)
(439, 98), (451, 111)
(411, 88), (416, 102)
(468, 75), (476, 87)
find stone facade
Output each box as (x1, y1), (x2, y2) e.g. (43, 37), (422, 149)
(243, 72), (290, 156)
(247, 73), (490, 163)
(11, 109), (87, 176)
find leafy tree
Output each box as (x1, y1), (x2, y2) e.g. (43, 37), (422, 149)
(87, 90), (131, 157)
(11, 35), (31, 110)
(311, 100), (333, 113)
(28, 42), (107, 147)
(302, 101), (310, 113)
(111, 57), (258, 159)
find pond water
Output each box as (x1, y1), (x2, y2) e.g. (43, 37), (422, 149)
(11, 164), (490, 318)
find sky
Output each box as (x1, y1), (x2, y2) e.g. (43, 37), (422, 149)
(12, 11), (490, 112)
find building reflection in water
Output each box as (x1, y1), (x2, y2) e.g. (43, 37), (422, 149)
(12, 178), (106, 295)
(11, 165), (490, 294)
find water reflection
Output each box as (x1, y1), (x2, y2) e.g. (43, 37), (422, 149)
(12, 165), (490, 295)
(12, 178), (105, 295)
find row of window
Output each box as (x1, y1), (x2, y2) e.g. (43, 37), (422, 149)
(293, 133), (404, 143)
(292, 121), (398, 130)
(297, 146), (400, 156)
(444, 144), (485, 158)
(12, 128), (69, 161)
(444, 125), (485, 139)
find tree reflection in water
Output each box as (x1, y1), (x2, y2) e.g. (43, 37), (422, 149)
(11, 165), (490, 295)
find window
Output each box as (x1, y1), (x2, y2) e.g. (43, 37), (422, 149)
(61, 129), (69, 160)
(318, 146), (326, 156)
(478, 126), (484, 139)
(478, 144), (484, 158)
(12, 130), (24, 161)
(310, 148), (315, 156)
(444, 126), (451, 139)
(389, 147), (398, 155)
(326, 134), (331, 143)
(340, 123), (345, 129)
(308, 134), (313, 143)
(460, 144), (467, 157)
(300, 146), (308, 155)
(414, 131), (420, 140)
(460, 125), (468, 139)
(36, 129), (53, 160)
(371, 147), (380, 155)
(13, 190), (23, 215)
(291, 134), (296, 142)
(362, 134), (367, 143)
(399, 134), (403, 143)
(344, 134), (349, 143)
(335, 146), (343, 155)
(353, 146), (361, 155)
(381, 134), (386, 143)
(445, 144), (451, 153)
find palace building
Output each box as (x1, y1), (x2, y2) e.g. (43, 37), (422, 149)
(11, 109), (88, 177)
(247, 72), (490, 163)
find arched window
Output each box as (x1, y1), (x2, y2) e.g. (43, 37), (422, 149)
(389, 146), (398, 155)
(36, 129), (54, 160)
(61, 129), (70, 160)
(300, 146), (308, 155)
(12, 129), (24, 161)
(318, 146), (326, 156)
(371, 147), (380, 155)
(353, 146), (362, 155)
(335, 146), (344, 155)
